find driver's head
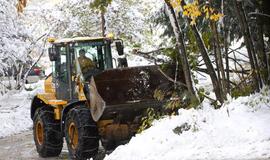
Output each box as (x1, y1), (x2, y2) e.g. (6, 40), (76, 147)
(79, 49), (86, 57)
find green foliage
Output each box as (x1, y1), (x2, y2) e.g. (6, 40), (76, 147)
(154, 89), (165, 101)
(186, 28), (198, 54)
(177, 90), (200, 109)
(231, 84), (254, 98)
(138, 108), (161, 133)
(90, 0), (112, 12)
(173, 122), (199, 135)
(142, 85), (199, 133)
(165, 92), (182, 113)
(154, 88), (200, 114)
(139, 64), (202, 133)
(163, 47), (179, 60)
(132, 43), (142, 48)
(173, 122), (191, 135)
(187, 51), (199, 70)
(197, 87), (205, 102)
(202, 31), (212, 50)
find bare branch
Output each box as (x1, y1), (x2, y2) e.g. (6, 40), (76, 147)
(135, 48), (165, 55)
(157, 66), (187, 88)
(196, 67), (250, 74)
(228, 48), (249, 59)
(228, 56), (249, 63)
(232, 70), (254, 89)
(248, 12), (270, 18)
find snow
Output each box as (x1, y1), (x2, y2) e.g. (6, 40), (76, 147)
(105, 87), (270, 160)
(127, 54), (153, 67)
(0, 81), (44, 138)
(0, 1), (269, 160)
(0, 0), (31, 78)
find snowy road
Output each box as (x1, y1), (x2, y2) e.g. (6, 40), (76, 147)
(0, 130), (107, 160)
(0, 130), (69, 160)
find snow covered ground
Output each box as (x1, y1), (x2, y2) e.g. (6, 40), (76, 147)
(0, 81), (44, 138)
(105, 87), (270, 160)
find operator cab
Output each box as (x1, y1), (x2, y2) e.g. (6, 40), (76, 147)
(48, 37), (127, 101)
(74, 39), (113, 71)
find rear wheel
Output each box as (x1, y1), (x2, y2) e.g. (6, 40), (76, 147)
(65, 105), (99, 160)
(33, 107), (63, 157)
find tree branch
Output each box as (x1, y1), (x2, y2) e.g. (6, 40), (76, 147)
(248, 12), (270, 18)
(157, 66), (187, 88)
(196, 67), (250, 74)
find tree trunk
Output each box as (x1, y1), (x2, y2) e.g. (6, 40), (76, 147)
(213, 40), (221, 82)
(262, 0), (270, 84)
(221, 0), (231, 93)
(191, 24), (224, 104)
(224, 29), (230, 92)
(181, 0), (224, 104)
(232, 0), (262, 90)
(211, 22), (227, 95)
(254, 9), (269, 85)
(164, 1), (198, 98)
(101, 11), (106, 37)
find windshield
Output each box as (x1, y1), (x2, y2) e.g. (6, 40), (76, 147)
(73, 41), (112, 72)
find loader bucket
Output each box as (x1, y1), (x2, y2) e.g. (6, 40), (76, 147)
(92, 65), (173, 105)
(86, 65), (185, 121)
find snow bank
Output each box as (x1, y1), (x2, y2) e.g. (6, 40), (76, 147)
(105, 87), (270, 160)
(0, 81), (44, 138)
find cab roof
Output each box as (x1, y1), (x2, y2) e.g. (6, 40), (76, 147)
(51, 37), (110, 44)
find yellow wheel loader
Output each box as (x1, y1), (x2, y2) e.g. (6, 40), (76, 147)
(31, 37), (180, 159)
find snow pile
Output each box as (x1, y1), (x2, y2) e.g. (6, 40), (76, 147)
(0, 81), (44, 138)
(106, 87), (270, 160)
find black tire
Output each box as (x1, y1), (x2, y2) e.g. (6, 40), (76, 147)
(33, 107), (63, 157)
(65, 105), (99, 160)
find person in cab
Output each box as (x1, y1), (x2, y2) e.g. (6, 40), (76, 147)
(78, 49), (95, 74)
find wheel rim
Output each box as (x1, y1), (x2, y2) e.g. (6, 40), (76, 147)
(35, 121), (44, 145)
(68, 122), (79, 149)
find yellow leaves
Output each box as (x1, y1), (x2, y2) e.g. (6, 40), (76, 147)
(202, 5), (223, 22)
(167, 0), (224, 25)
(169, 0), (182, 8)
(168, 0), (182, 13)
(210, 13), (223, 21)
(182, 0), (201, 25)
(202, 5), (212, 19)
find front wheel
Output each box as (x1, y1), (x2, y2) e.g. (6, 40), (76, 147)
(65, 105), (99, 159)
(33, 107), (63, 157)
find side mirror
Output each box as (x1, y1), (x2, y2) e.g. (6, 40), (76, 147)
(115, 41), (124, 56)
(48, 47), (58, 61)
(117, 57), (128, 68)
